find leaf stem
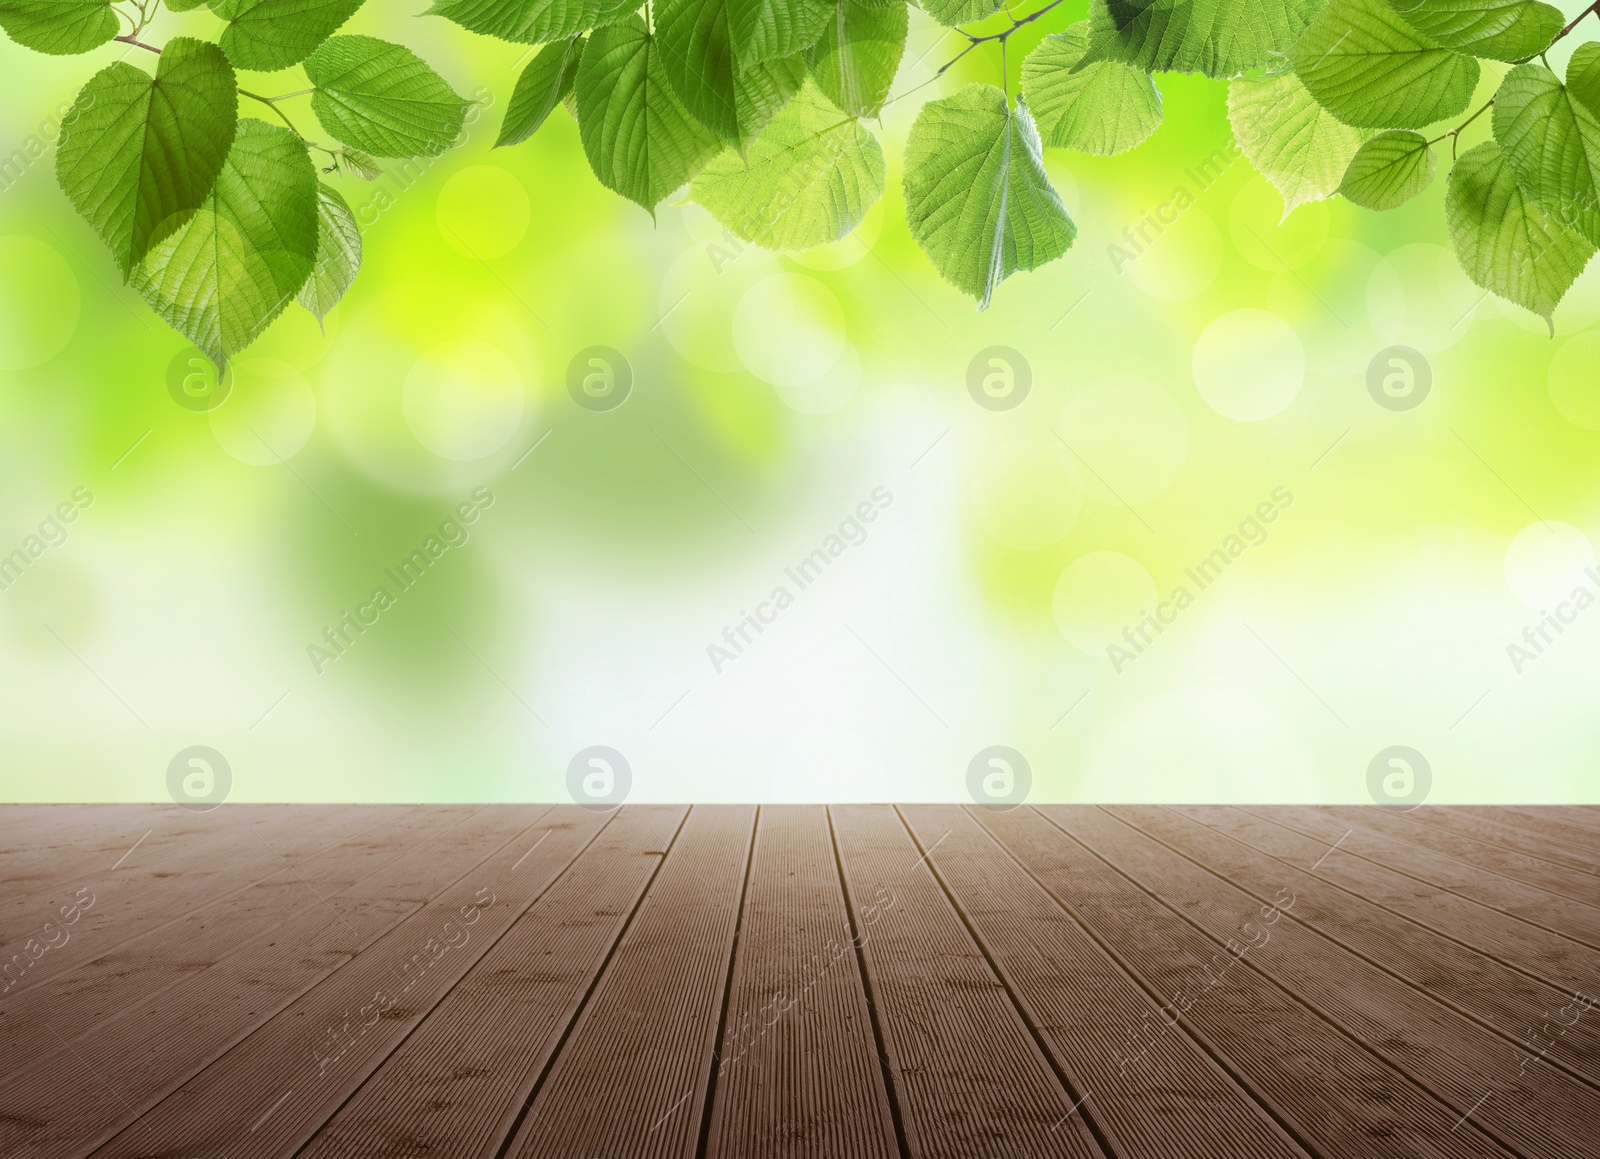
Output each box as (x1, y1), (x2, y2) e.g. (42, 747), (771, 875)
(1441, 97), (1494, 158)
(241, 89), (296, 127)
(238, 91), (338, 159)
(114, 34), (161, 54)
(884, 70), (953, 109)
(936, 40), (981, 76)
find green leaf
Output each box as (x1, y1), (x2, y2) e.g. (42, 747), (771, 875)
(215, 0), (367, 72)
(921, 0), (1004, 27)
(575, 13), (723, 211)
(903, 83), (1076, 309)
(1292, 0), (1478, 129)
(1229, 70), (1363, 215)
(1021, 22), (1161, 157)
(1492, 62), (1600, 244)
(655, 0), (741, 141)
(655, 0), (802, 143)
(425, 0), (632, 45)
(56, 38), (238, 278)
(1081, 0), (1324, 79)
(0, 0), (116, 55)
(692, 78), (884, 250)
(804, 0), (907, 119)
(305, 35), (472, 158)
(164, 0), (212, 10)
(1338, 129), (1436, 208)
(1570, 42), (1600, 118)
(728, 0), (832, 67)
(1446, 140), (1594, 321)
(732, 51), (805, 144)
(298, 182), (361, 324)
(1385, 0), (1562, 64)
(498, 35), (582, 147)
(334, 147), (383, 179)
(131, 118), (320, 366)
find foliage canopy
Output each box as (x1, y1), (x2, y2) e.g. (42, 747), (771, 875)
(5, 0), (1600, 362)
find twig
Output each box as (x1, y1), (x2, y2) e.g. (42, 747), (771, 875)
(1558, 0), (1600, 40)
(940, 0), (1066, 90)
(1426, 97), (1494, 159)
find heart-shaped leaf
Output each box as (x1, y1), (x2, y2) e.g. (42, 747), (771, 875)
(56, 37), (238, 277)
(903, 84), (1076, 309)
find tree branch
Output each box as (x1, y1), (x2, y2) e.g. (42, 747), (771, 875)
(113, 34), (161, 54)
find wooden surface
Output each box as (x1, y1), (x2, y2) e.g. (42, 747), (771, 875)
(1, 804), (1596, 1158)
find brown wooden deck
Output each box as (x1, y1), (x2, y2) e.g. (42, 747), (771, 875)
(1, 804), (1597, 1158)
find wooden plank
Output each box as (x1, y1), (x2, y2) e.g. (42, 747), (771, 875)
(899, 804), (1312, 1159)
(1136, 806), (1600, 1083)
(1247, 806), (1600, 950)
(705, 805), (899, 1159)
(1460, 806), (1600, 851)
(1320, 804), (1600, 906)
(1047, 806), (1599, 1159)
(0, 804), (480, 1083)
(85, 806), (610, 1159)
(0, 804), (183, 882)
(1412, 807), (1599, 876)
(977, 806), (1511, 1159)
(0, 804), (398, 1002)
(0, 804), (331, 904)
(830, 804), (1105, 1159)
(0, 806), (546, 1157)
(299, 805), (687, 1159)
(1560, 806), (1600, 831)
(499, 805), (756, 1159)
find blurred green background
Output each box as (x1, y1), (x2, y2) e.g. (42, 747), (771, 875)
(1, 1), (1597, 804)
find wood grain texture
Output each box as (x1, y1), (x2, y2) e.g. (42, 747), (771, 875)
(1460, 805), (1600, 851)
(86, 806), (601, 1159)
(0, 804), (480, 1085)
(1414, 807), (1600, 878)
(1047, 806), (1600, 1159)
(1322, 803), (1600, 904)
(899, 804), (1313, 1159)
(1245, 805), (1600, 949)
(1, 804), (1595, 1159)
(0, 805), (395, 1000)
(0, 807), (541, 1156)
(299, 804), (687, 1159)
(704, 805), (899, 1159)
(1200, 806), (1600, 993)
(979, 806), (1513, 1159)
(500, 804), (757, 1159)
(830, 803), (1107, 1159)
(1130, 806), (1600, 1083)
